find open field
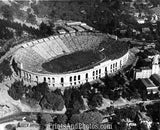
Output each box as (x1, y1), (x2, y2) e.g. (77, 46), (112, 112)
(42, 39), (128, 73)
(42, 50), (103, 73)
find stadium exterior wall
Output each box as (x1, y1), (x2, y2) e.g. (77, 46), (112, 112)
(18, 51), (129, 88)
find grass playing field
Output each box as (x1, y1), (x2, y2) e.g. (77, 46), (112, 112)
(42, 39), (128, 73)
(42, 50), (104, 73)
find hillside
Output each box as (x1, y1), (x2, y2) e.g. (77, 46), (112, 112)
(0, 0), (157, 36)
(0, 0), (123, 33)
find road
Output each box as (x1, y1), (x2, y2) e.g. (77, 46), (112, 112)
(1, 99), (160, 124)
(112, 99), (160, 108)
(0, 112), (57, 124)
(0, 100), (154, 124)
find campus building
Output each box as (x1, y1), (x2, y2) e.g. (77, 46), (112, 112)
(11, 22), (129, 88)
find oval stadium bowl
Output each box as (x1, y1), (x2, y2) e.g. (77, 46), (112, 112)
(12, 23), (129, 88)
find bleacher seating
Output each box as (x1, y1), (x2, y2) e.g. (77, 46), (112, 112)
(14, 47), (46, 72)
(46, 38), (59, 56)
(65, 34), (79, 51)
(75, 35), (89, 50)
(72, 36), (83, 50)
(56, 36), (71, 53)
(32, 44), (52, 59)
(60, 35), (75, 52)
(51, 38), (64, 55)
(14, 31), (109, 73)
(69, 35), (81, 51)
(45, 40), (57, 57)
(40, 42), (53, 58)
(53, 36), (69, 54)
(59, 32), (108, 52)
(25, 48), (45, 63)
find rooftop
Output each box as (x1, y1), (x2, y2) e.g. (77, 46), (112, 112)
(140, 78), (156, 88)
(135, 58), (152, 69)
(150, 74), (160, 86)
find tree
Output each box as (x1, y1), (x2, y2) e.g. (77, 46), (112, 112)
(36, 113), (47, 130)
(64, 87), (85, 113)
(41, 113), (53, 124)
(39, 22), (53, 37)
(150, 123), (160, 130)
(79, 83), (92, 98)
(82, 111), (103, 125)
(16, 30), (23, 37)
(8, 80), (25, 100)
(114, 73), (126, 85)
(0, 59), (12, 80)
(88, 93), (103, 108)
(141, 90), (147, 101)
(139, 122), (149, 130)
(70, 111), (103, 126)
(40, 91), (65, 111)
(26, 14), (37, 25)
(5, 124), (16, 130)
(40, 97), (52, 110)
(31, 90), (42, 102)
(56, 114), (68, 124)
(70, 113), (81, 124)
(114, 107), (139, 122)
(119, 121), (128, 130)
(54, 88), (62, 96)
(52, 94), (65, 111)
(72, 100), (85, 113)
(35, 82), (50, 96)
(50, 10), (56, 17)
(63, 88), (73, 108)
(150, 0), (160, 7)
(71, 89), (85, 112)
(1, 5), (13, 21)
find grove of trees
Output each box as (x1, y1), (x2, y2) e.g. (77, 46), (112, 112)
(0, 59), (12, 82)
(8, 81), (65, 111)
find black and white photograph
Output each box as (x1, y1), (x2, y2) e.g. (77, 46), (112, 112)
(0, 0), (160, 130)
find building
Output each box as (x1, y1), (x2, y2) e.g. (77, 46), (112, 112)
(135, 54), (160, 79)
(134, 49), (160, 93)
(135, 67), (152, 79)
(151, 14), (158, 23)
(150, 74), (160, 86)
(140, 78), (158, 94)
(151, 6), (160, 21)
(4, 120), (40, 130)
(142, 27), (150, 33)
(11, 22), (129, 88)
(136, 18), (146, 24)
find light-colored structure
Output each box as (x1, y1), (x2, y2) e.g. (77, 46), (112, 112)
(13, 51), (129, 88)
(12, 24), (129, 88)
(135, 54), (160, 79)
(140, 78), (158, 94)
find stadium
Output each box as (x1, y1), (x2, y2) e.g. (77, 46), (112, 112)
(11, 22), (129, 88)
